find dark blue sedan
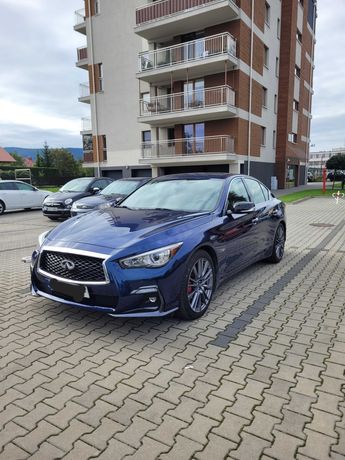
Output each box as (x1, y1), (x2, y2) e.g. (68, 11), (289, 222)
(30, 173), (286, 320)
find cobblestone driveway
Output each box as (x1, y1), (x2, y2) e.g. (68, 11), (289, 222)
(0, 199), (344, 460)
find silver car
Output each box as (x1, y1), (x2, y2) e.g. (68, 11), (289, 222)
(0, 180), (51, 215)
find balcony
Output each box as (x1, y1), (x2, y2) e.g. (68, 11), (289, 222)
(137, 33), (237, 84)
(78, 82), (90, 103)
(74, 8), (86, 34)
(139, 85), (236, 126)
(81, 117), (92, 132)
(76, 47), (88, 69)
(135, 0), (239, 41)
(139, 135), (236, 166)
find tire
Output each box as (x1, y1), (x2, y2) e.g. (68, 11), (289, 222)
(0, 200), (5, 215)
(48, 216), (59, 221)
(267, 223), (285, 263)
(177, 250), (215, 320)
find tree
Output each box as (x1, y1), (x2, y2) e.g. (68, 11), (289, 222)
(326, 154), (345, 171)
(50, 148), (81, 177)
(41, 142), (53, 168)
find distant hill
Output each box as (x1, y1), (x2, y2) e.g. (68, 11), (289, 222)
(4, 147), (83, 161)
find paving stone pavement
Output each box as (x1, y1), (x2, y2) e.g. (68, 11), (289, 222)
(0, 200), (344, 460)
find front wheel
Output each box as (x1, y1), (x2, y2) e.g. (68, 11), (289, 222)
(178, 250), (215, 320)
(267, 223), (285, 263)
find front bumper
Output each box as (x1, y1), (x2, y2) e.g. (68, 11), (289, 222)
(30, 251), (184, 317)
(42, 206), (71, 218)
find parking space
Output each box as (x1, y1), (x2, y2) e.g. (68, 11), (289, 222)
(0, 198), (344, 459)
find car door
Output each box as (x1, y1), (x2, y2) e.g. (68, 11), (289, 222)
(213, 178), (257, 280)
(243, 178), (272, 259)
(14, 182), (38, 207)
(0, 182), (19, 210)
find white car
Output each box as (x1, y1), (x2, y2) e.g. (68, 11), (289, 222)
(0, 180), (52, 215)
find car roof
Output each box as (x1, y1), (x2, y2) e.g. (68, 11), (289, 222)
(153, 173), (234, 182)
(116, 177), (151, 181)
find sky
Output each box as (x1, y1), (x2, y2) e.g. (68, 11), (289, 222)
(0, 0), (344, 151)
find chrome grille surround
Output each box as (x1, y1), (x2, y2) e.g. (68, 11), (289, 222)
(38, 246), (110, 285)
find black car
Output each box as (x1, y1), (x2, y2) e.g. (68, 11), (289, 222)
(42, 177), (113, 220)
(327, 171), (345, 182)
(70, 177), (151, 217)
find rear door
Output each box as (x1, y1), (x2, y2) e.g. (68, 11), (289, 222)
(14, 182), (39, 207)
(0, 181), (20, 210)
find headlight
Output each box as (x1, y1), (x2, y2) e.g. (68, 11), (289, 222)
(119, 243), (183, 268)
(64, 198), (73, 205)
(38, 230), (51, 247)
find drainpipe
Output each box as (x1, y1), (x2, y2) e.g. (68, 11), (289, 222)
(247, 0), (255, 175)
(305, 1), (317, 184)
(87, 0), (101, 177)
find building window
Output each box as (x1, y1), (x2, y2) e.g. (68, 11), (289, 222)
(142, 130), (151, 145)
(274, 94), (278, 113)
(293, 99), (299, 111)
(98, 63), (103, 91)
(295, 65), (301, 78)
(94, 0), (100, 14)
(264, 46), (269, 68)
(275, 57), (279, 76)
(183, 123), (205, 153)
(273, 130), (276, 148)
(288, 133), (298, 143)
(277, 18), (281, 38)
(261, 127), (266, 146)
(141, 92), (150, 113)
(102, 135), (107, 161)
(265, 2), (270, 25)
(262, 87), (268, 108)
(296, 30), (302, 43)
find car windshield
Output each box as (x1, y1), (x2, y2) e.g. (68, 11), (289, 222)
(101, 180), (141, 196)
(120, 178), (224, 212)
(60, 178), (93, 192)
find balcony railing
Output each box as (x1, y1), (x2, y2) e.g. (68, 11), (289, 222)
(75, 8), (86, 25)
(81, 118), (92, 131)
(138, 33), (236, 73)
(77, 46), (88, 61)
(140, 85), (235, 117)
(136, 0), (237, 26)
(79, 82), (90, 98)
(142, 135), (234, 159)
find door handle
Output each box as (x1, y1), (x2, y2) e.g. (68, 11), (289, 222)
(252, 217), (259, 225)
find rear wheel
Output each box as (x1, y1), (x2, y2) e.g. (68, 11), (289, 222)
(0, 200), (5, 215)
(178, 250), (215, 320)
(267, 223), (285, 263)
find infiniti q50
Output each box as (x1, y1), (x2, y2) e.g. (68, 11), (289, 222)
(30, 174), (286, 320)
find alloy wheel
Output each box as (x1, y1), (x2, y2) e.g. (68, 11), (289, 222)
(187, 257), (214, 313)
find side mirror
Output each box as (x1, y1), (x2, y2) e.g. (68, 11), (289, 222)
(230, 201), (255, 214)
(92, 187), (100, 194)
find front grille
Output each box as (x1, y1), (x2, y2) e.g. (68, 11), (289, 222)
(45, 202), (64, 208)
(40, 250), (106, 282)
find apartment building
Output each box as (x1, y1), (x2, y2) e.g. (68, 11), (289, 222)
(75, 0), (316, 189)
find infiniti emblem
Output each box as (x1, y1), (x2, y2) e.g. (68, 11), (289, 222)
(60, 259), (75, 271)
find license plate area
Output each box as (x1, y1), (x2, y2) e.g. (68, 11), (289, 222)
(45, 207), (60, 212)
(50, 279), (87, 302)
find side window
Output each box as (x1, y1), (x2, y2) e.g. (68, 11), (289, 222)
(260, 183), (270, 201)
(93, 180), (108, 190)
(15, 182), (34, 191)
(0, 183), (11, 190)
(227, 179), (250, 211)
(244, 179), (266, 205)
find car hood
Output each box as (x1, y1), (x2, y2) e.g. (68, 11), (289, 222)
(43, 207), (212, 256)
(45, 191), (90, 202)
(74, 194), (123, 208)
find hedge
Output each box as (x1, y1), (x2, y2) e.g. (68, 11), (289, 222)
(0, 166), (75, 186)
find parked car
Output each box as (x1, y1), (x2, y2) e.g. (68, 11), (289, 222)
(71, 177), (151, 217)
(0, 180), (51, 215)
(42, 177), (113, 220)
(307, 171), (314, 182)
(327, 171), (345, 182)
(31, 174), (286, 319)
